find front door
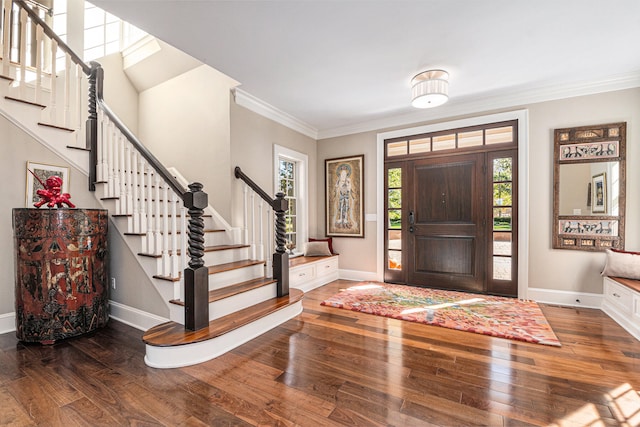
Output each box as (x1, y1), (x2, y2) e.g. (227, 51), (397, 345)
(407, 153), (486, 293)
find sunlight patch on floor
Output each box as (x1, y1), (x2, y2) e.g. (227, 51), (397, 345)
(400, 298), (486, 315)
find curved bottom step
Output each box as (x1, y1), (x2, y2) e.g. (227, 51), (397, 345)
(144, 290), (303, 369)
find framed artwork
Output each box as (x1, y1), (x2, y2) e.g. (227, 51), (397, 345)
(26, 161), (70, 207)
(591, 173), (606, 214)
(325, 155), (364, 238)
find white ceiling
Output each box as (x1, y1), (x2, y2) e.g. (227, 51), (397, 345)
(93, 0), (640, 139)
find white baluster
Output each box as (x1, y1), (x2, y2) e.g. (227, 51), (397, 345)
(49, 39), (57, 123)
(106, 121), (115, 198)
(266, 207), (273, 278)
(162, 184), (170, 276)
(96, 109), (105, 182)
(179, 205), (187, 303)
(118, 134), (126, 215)
(243, 184), (248, 245)
(64, 55), (71, 128)
(139, 158), (147, 235)
(18, 8), (26, 99)
(125, 143), (133, 216)
(250, 192), (256, 259)
(146, 167), (154, 254)
(2, 0), (11, 77)
(112, 131), (121, 213)
(258, 200), (264, 262)
(170, 191), (179, 279)
(75, 64), (82, 144)
(34, 25), (43, 104)
(153, 175), (162, 255)
(131, 151), (140, 234)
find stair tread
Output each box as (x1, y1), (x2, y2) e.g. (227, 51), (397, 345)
(138, 243), (249, 257)
(153, 258), (265, 281)
(38, 121), (74, 132)
(207, 259), (265, 274)
(169, 277), (277, 306)
(5, 95), (46, 109)
(0, 74), (13, 82)
(143, 289), (303, 347)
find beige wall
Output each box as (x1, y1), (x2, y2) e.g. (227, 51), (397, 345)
(318, 88), (640, 295)
(230, 100), (318, 232)
(138, 65), (237, 221)
(100, 52), (140, 134)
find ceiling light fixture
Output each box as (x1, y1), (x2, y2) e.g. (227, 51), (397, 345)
(411, 69), (449, 108)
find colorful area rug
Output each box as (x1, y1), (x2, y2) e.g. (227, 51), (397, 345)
(321, 282), (561, 346)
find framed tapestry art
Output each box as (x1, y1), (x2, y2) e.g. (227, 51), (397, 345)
(26, 161), (70, 207)
(325, 155), (364, 238)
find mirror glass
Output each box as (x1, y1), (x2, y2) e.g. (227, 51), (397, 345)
(558, 162), (620, 216)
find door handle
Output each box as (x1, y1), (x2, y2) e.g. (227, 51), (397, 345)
(409, 210), (415, 233)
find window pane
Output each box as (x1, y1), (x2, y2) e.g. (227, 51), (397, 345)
(493, 158), (512, 182)
(458, 130), (483, 148)
(388, 189), (401, 209)
(387, 141), (407, 157)
(85, 26), (105, 49)
(106, 22), (120, 42)
(493, 208), (512, 231)
(288, 199), (296, 215)
(432, 134), (455, 151)
(486, 126), (513, 144)
(286, 180), (294, 197)
(493, 256), (511, 280)
(493, 232), (512, 255)
(493, 183), (512, 206)
(409, 137), (430, 154)
(388, 230), (402, 250)
(85, 7), (105, 29)
(388, 168), (401, 188)
(388, 209), (401, 229)
(388, 250), (402, 270)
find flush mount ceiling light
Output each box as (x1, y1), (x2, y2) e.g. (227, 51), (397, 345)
(411, 69), (449, 108)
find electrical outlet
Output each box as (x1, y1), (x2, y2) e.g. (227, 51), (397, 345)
(111, 277), (116, 290)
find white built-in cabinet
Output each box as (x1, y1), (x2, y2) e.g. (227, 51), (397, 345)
(602, 276), (640, 341)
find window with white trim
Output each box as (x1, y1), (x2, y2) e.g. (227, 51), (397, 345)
(274, 145), (308, 255)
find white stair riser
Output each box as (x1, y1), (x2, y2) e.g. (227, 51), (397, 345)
(209, 264), (265, 290)
(168, 282), (278, 323)
(202, 247), (250, 265)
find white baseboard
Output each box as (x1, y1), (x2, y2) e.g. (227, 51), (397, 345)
(109, 301), (170, 331)
(338, 269), (380, 282)
(0, 312), (15, 334)
(527, 287), (603, 309)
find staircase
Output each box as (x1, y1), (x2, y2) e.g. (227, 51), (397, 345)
(1, 0), (302, 368)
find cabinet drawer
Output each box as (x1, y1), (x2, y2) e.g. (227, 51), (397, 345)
(316, 257), (339, 277)
(290, 265), (315, 286)
(604, 278), (634, 315)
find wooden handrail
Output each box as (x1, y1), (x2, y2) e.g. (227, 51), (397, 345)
(14, 0), (91, 75)
(234, 166), (273, 207)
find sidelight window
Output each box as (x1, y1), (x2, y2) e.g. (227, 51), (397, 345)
(492, 157), (513, 281)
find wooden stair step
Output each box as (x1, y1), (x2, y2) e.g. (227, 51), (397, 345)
(0, 74), (13, 82)
(137, 243), (248, 257)
(38, 121), (74, 132)
(143, 289), (303, 347)
(207, 259), (265, 275)
(5, 95), (46, 109)
(169, 277), (277, 306)
(153, 258), (264, 282)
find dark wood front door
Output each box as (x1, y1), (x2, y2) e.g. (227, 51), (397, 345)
(407, 153), (486, 293)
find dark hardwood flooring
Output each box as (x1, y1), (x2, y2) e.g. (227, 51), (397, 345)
(1, 279), (639, 426)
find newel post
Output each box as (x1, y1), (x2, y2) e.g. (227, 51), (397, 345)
(272, 192), (289, 297)
(183, 182), (209, 331)
(86, 61), (103, 192)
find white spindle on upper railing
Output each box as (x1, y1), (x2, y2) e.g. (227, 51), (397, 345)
(250, 191), (256, 259)
(267, 207), (273, 276)
(170, 191), (179, 279)
(118, 134), (127, 214)
(18, 8), (27, 98)
(75, 63), (83, 144)
(258, 200), (264, 262)
(154, 175), (162, 255)
(107, 120), (115, 198)
(139, 157), (147, 235)
(49, 39), (57, 122)
(131, 150), (140, 233)
(242, 184), (249, 245)
(1, 1), (10, 77)
(34, 25), (43, 104)
(146, 165), (155, 254)
(64, 55), (72, 128)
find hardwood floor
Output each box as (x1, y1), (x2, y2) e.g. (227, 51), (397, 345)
(1, 279), (639, 426)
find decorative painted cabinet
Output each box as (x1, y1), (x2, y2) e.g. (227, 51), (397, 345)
(13, 208), (109, 344)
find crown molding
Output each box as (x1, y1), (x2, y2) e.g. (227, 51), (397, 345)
(232, 71), (640, 141)
(317, 71), (640, 140)
(232, 88), (318, 140)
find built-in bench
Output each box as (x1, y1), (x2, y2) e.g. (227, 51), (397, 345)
(289, 254), (339, 292)
(602, 276), (640, 341)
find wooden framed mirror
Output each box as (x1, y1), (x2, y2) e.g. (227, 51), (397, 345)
(553, 122), (626, 251)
